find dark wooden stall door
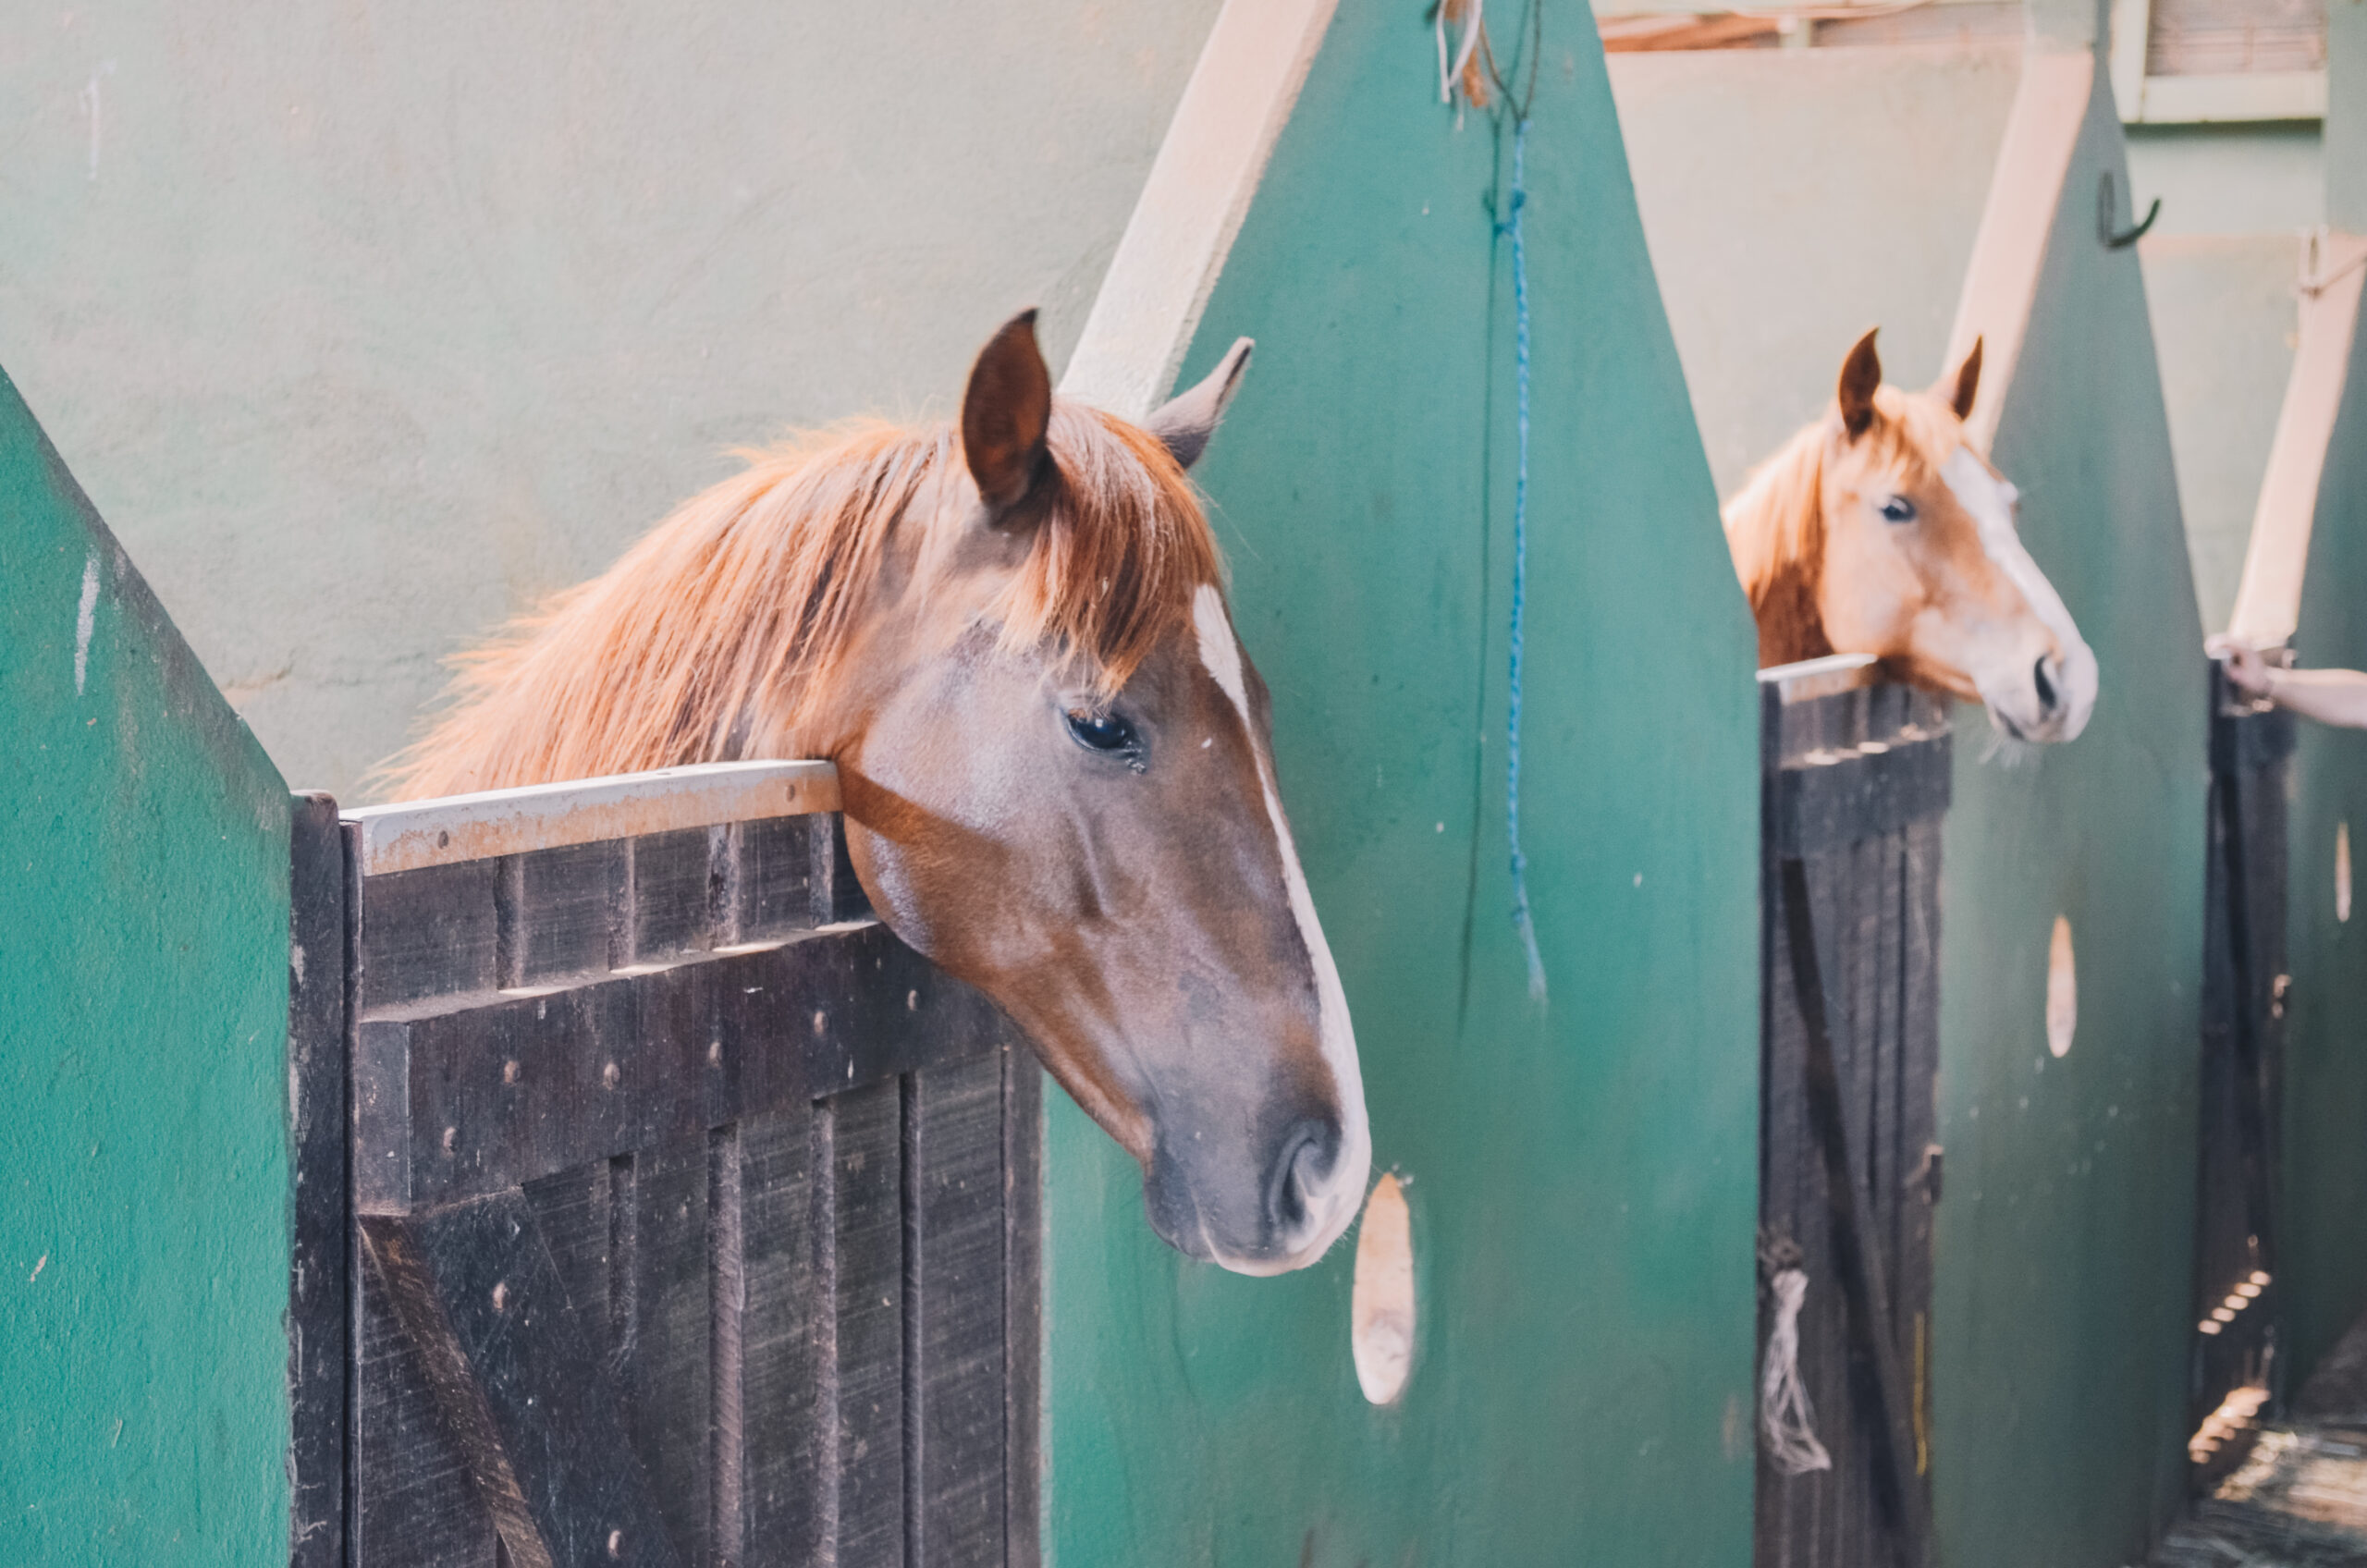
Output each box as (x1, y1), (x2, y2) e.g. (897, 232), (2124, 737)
(2188, 664), (2294, 1482)
(1756, 658), (1948, 1568)
(325, 767), (1040, 1568)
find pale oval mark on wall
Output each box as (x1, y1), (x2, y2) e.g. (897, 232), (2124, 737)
(1351, 1173), (1415, 1406)
(2046, 915), (2077, 1059)
(2338, 821), (2352, 925)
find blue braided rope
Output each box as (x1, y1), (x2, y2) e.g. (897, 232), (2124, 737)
(1503, 119), (1547, 1002)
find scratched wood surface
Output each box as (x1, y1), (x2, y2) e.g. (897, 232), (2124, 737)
(1757, 677), (1948, 1568)
(336, 779), (1037, 1568)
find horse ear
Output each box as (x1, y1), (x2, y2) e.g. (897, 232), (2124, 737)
(962, 310), (1053, 513)
(1942, 337), (1983, 423)
(1145, 338), (1254, 470)
(1837, 328), (1883, 441)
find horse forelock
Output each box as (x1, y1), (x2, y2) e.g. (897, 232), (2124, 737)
(988, 403), (1223, 705)
(377, 402), (1220, 802)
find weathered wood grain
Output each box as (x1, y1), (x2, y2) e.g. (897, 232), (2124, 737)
(359, 1194), (682, 1568)
(830, 1081), (906, 1568)
(731, 1105), (828, 1567)
(288, 793), (348, 1568)
(907, 1054), (1010, 1566)
(351, 1234), (501, 1568)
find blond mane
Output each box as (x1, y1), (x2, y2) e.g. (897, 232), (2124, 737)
(380, 401), (1220, 801)
(1721, 386), (1966, 667)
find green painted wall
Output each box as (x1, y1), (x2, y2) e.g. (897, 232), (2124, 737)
(1041, 6), (1764, 1565)
(0, 0), (1220, 798)
(2280, 300), (2367, 1392)
(0, 370), (292, 1560)
(1931, 67), (2209, 1567)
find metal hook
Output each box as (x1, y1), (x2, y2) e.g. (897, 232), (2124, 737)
(2097, 171), (2161, 250)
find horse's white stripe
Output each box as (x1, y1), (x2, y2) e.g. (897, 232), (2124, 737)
(1942, 447), (2098, 740)
(1191, 585), (1370, 1258)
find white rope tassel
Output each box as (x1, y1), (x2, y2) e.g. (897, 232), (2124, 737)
(1761, 1268), (1834, 1475)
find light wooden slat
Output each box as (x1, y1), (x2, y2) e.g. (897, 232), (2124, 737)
(1058, 0), (1340, 420)
(345, 761), (839, 876)
(2227, 233), (2367, 648)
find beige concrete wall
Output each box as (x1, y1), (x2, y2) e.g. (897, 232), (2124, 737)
(1608, 43), (2024, 493)
(0, 2), (1220, 797)
(2140, 234), (2304, 631)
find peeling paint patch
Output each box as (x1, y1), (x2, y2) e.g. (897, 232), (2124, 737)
(75, 554), (99, 695)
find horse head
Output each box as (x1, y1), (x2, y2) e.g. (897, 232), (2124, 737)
(824, 314), (1370, 1274)
(1724, 328), (2097, 742)
(389, 312), (1370, 1274)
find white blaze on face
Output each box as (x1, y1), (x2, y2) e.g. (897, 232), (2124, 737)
(1191, 584), (1372, 1269)
(1940, 447), (2098, 741)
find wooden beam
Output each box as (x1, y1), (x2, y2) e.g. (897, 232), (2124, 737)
(1059, 0), (1339, 420)
(345, 761), (839, 876)
(2227, 233), (2367, 648)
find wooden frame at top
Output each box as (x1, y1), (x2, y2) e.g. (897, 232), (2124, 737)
(1060, 0), (1340, 420)
(2106, 0), (2327, 123)
(2226, 232), (2367, 648)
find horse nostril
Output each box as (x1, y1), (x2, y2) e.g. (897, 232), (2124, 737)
(2033, 655), (2059, 714)
(1264, 1118), (1339, 1239)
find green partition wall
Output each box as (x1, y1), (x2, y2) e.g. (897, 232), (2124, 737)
(2282, 302), (2367, 1394)
(1041, 6), (1764, 1563)
(1931, 62), (2210, 1568)
(0, 370), (293, 1562)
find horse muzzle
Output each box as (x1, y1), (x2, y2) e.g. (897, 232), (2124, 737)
(1142, 1105), (1369, 1276)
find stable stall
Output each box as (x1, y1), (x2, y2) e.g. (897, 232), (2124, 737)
(1615, 28), (2213, 1567)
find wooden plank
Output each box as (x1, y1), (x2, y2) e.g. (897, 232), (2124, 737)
(738, 815), (818, 941)
(632, 828), (718, 964)
(828, 1081), (906, 1568)
(344, 760), (839, 876)
(356, 859), (501, 1011)
(1005, 1043), (1044, 1568)
(521, 1160), (617, 1358)
(508, 839), (627, 985)
(731, 1104), (828, 1568)
(351, 1231), (500, 1568)
(288, 793), (347, 1568)
(2228, 232), (2367, 648)
(354, 922), (990, 1211)
(619, 1145), (714, 1566)
(906, 1054), (1010, 1567)
(359, 1194), (682, 1568)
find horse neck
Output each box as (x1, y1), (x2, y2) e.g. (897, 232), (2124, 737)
(1723, 425), (1835, 670)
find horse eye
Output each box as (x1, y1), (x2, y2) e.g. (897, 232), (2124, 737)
(1064, 708), (1140, 757)
(1879, 496), (1918, 524)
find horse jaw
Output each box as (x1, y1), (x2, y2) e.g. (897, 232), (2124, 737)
(1941, 448), (2098, 743)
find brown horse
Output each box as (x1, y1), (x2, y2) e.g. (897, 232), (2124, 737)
(1722, 329), (2097, 742)
(386, 312), (1369, 1275)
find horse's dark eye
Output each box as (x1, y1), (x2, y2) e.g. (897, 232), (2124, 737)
(1879, 496), (1918, 523)
(1064, 709), (1140, 758)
